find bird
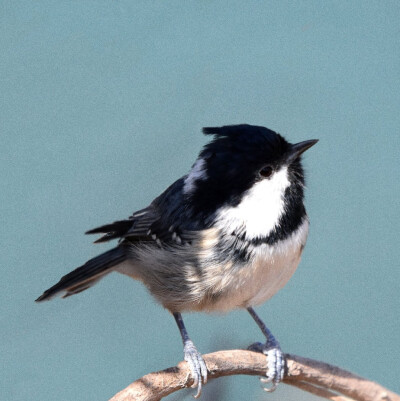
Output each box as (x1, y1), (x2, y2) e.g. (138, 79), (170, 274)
(36, 124), (317, 397)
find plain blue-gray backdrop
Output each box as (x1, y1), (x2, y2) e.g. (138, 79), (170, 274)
(1, 1), (399, 400)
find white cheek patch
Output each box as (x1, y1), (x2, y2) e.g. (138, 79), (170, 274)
(215, 167), (290, 239)
(183, 158), (207, 194)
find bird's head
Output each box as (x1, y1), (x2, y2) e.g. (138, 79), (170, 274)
(184, 124), (318, 239)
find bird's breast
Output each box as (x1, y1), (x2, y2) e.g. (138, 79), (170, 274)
(202, 218), (309, 312)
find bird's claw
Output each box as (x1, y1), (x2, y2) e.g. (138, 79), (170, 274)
(248, 339), (285, 392)
(183, 340), (208, 398)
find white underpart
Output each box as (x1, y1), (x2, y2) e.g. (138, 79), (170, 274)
(116, 218), (309, 312)
(210, 218), (309, 312)
(244, 218), (309, 306)
(215, 166), (290, 239)
(183, 158), (207, 194)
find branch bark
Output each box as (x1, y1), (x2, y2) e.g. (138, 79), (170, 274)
(109, 350), (399, 401)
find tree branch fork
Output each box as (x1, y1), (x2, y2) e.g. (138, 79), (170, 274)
(109, 350), (399, 401)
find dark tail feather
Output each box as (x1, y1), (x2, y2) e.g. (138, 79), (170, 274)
(85, 220), (133, 243)
(35, 247), (126, 302)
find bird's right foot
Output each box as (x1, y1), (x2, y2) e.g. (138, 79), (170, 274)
(248, 338), (285, 392)
(183, 340), (208, 398)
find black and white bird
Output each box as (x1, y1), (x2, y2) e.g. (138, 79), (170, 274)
(36, 124), (317, 397)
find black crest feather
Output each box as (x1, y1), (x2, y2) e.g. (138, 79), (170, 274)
(203, 124), (278, 138)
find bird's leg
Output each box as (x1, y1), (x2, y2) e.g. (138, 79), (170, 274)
(247, 307), (285, 392)
(173, 312), (208, 398)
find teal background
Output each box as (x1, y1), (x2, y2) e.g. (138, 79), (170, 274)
(1, 1), (399, 400)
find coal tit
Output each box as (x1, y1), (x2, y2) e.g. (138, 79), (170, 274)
(36, 124), (317, 397)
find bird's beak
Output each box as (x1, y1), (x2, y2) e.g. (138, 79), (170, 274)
(283, 139), (318, 164)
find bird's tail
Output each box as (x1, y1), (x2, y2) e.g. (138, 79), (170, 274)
(35, 247), (126, 302)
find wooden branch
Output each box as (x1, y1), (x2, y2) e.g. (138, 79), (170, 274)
(109, 350), (400, 401)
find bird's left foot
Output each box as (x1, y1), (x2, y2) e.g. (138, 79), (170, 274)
(248, 338), (285, 392)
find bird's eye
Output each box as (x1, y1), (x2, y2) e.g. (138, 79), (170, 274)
(259, 166), (273, 179)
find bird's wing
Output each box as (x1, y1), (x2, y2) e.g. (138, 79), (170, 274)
(85, 206), (159, 243)
(86, 178), (200, 246)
